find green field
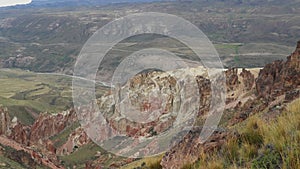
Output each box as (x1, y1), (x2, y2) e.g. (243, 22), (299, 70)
(0, 69), (108, 125)
(0, 69), (73, 125)
(59, 142), (125, 168)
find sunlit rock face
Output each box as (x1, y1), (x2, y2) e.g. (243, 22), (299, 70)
(98, 67), (208, 139)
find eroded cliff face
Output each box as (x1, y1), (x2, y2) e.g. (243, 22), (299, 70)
(0, 107), (31, 146)
(240, 68), (255, 91)
(97, 67), (207, 140)
(9, 123), (31, 146)
(30, 109), (77, 144)
(0, 108), (79, 168)
(225, 68), (239, 92)
(160, 41), (300, 169)
(0, 107), (11, 135)
(110, 71), (179, 138)
(256, 41), (300, 101)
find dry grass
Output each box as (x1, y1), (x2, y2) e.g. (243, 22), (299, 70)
(259, 99), (300, 169)
(120, 154), (164, 169)
(185, 99), (300, 169)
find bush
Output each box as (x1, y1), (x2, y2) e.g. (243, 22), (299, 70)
(251, 150), (281, 169)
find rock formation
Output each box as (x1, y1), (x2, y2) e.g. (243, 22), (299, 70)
(225, 68), (239, 91)
(256, 41), (300, 101)
(196, 76), (212, 117)
(161, 128), (229, 169)
(9, 123), (31, 146)
(240, 68), (255, 91)
(57, 127), (89, 155)
(30, 109), (77, 145)
(0, 107), (11, 135)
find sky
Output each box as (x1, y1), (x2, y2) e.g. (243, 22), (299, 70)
(0, 0), (32, 7)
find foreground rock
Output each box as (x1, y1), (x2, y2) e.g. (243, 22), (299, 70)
(161, 128), (230, 169)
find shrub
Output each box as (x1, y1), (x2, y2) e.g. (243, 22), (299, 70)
(251, 150), (281, 169)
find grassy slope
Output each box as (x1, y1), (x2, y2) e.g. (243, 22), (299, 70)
(59, 143), (103, 168)
(184, 98), (300, 169)
(59, 142), (125, 168)
(121, 155), (163, 169)
(50, 122), (80, 148)
(0, 69), (73, 125)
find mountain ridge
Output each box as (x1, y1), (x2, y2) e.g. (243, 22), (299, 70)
(8, 0), (173, 8)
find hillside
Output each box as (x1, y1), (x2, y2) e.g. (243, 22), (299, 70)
(0, 0), (299, 168)
(0, 40), (299, 169)
(0, 0), (299, 73)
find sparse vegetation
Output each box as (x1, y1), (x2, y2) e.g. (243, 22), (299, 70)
(59, 143), (104, 168)
(185, 99), (300, 169)
(121, 155), (163, 169)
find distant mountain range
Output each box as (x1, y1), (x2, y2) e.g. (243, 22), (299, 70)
(26, 0), (173, 7)
(0, 0), (299, 73)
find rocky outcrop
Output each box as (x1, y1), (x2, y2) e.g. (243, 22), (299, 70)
(100, 70), (182, 138)
(57, 127), (89, 155)
(240, 68), (255, 91)
(256, 41), (300, 101)
(0, 107), (31, 145)
(9, 122), (31, 146)
(30, 109), (77, 145)
(225, 68), (239, 91)
(161, 128), (229, 169)
(230, 98), (268, 126)
(0, 107), (78, 154)
(196, 76), (212, 116)
(0, 107), (11, 135)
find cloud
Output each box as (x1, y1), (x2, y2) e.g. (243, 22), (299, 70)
(0, 0), (32, 7)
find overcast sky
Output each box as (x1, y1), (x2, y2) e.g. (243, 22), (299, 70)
(0, 0), (32, 7)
